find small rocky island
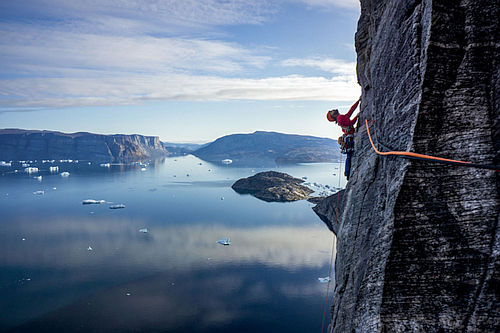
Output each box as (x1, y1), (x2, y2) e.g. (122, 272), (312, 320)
(232, 171), (315, 202)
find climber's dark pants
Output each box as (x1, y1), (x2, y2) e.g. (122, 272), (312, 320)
(345, 152), (352, 180)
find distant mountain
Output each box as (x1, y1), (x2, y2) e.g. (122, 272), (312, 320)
(0, 128), (168, 162)
(161, 142), (208, 156)
(192, 131), (340, 165)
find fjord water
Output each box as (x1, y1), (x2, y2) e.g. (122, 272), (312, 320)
(0, 156), (345, 332)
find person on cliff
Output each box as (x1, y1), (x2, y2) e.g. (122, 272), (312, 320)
(326, 98), (360, 180)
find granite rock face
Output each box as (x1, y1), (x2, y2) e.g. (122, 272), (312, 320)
(0, 129), (168, 162)
(324, 1), (500, 332)
(232, 171), (314, 202)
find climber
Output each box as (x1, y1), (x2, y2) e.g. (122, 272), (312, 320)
(327, 98), (361, 180)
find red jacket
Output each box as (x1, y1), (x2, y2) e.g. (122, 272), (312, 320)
(337, 99), (359, 134)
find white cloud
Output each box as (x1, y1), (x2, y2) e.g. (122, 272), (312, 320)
(0, 0), (360, 111)
(281, 57), (356, 75)
(285, 0), (359, 10)
(0, 73), (360, 109)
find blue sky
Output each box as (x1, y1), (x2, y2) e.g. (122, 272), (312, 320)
(0, 0), (360, 142)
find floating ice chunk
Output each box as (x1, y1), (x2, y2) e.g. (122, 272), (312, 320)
(318, 277), (331, 283)
(217, 237), (231, 246)
(221, 159), (232, 165)
(60, 172), (70, 177)
(100, 163), (111, 168)
(82, 199), (106, 205)
(33, 190), (45, 195)
(25, 167), (38, 173)
(87, 246), (93, 251)
(49, 166), (59, 173)
(139, 228), (148, 233)
(109, 204), (126, 209)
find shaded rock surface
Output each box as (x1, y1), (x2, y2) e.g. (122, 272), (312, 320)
(312, 190), (345, 234)
(0, 129), (168, 162)
(324, 1), (500, 332)
(232, 171), (314, 202)
(193, 131), (340, 166)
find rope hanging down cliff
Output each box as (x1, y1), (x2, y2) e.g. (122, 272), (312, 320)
(365, 120), (500, 172)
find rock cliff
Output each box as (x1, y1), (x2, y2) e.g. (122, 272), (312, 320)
(319, 1), (500, 332)
(0, 129), (168, 162)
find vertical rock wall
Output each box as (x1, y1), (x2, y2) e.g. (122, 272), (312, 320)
(328, 0), (499, 332)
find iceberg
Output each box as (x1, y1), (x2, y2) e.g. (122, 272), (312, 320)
(109, 204), (126, 209)
(24, 167), (38, 173)
(217, 237), (231, 246)
(82, 199), (106, 205)
(60, 172), (70, 177)
(221, 159), (232, 165)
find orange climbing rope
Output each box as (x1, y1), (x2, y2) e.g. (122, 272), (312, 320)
(320, 155), (343, 333)
(365, 120), (500, 172)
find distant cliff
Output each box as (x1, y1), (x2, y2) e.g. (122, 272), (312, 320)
(0, 129), (168, 162)
(193, 131), (340, 166)
(317, 1), (500, 332)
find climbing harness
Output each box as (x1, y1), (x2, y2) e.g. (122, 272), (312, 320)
(320, 155), (343, 333)
(365, 120), (500, 172)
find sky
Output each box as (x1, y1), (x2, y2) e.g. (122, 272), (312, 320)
(0, 0), (361, 142)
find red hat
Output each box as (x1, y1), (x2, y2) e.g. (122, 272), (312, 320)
(326, 110), (338, 122)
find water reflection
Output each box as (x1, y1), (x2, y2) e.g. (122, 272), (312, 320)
(0, 155), (339, 332)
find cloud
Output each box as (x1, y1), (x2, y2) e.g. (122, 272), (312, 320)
(285, 0), (359, 10)
(0, 73), (359, 110)
(0, 0), (360, 111)
(281, 57), (356, 75)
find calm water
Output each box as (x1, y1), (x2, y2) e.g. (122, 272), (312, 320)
(0, 156), (344, 332)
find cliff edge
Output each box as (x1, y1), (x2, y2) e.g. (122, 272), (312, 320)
(0, 129), (168, 162)
(323, 1), (500, 332)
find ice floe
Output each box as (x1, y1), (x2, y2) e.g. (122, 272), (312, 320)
(318, 277), (331, 283)
(217, 237), (231, 246)
(109, 204), (126, 209)
(82, 199), (106, 205)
